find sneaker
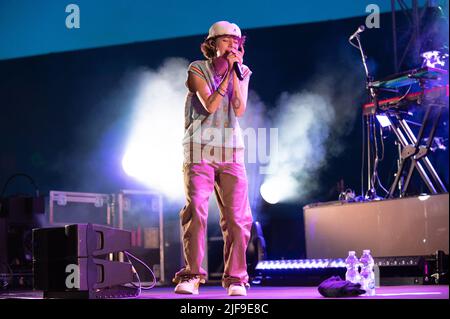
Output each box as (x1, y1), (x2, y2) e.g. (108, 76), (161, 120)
(227, 283), (247, 296)
(174, 276), (202, 295)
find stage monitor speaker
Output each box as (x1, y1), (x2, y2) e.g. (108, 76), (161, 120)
(33, 223), (136, 298)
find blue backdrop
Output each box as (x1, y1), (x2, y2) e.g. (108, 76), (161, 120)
(0, 0), (415, 60)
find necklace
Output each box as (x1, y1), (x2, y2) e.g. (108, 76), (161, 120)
(212, 60), (227, 80)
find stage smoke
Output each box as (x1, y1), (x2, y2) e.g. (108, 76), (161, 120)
(122, 58), (188, 201)
(261, 53), (364, 203)
(240, 91), (273, 215)
(262, 91), (335, 202)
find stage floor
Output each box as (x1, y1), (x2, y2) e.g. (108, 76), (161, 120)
(1, 285), (448, 299)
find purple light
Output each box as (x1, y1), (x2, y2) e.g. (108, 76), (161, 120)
(256, 258), (347, 270)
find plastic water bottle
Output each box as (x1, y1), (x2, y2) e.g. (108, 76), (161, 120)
(345, 251), (361, 284)
(359, 249), (376, 296)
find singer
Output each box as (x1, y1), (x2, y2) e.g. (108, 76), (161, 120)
(173, 21), (253, 296)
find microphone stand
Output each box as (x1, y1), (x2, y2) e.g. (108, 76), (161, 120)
(351, 34), (381, 200)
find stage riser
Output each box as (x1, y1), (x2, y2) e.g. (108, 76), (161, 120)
(304, 194), (449, 259)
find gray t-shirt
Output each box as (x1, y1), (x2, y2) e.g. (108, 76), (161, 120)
(182, 60), (252, 150)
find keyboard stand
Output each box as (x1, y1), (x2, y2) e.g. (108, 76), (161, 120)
(387, 94), (447, 198)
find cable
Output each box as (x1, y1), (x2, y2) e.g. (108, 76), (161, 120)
(361, 110), (366, 199)
(376, 124), (390, 195)
(377, 175), (389, 195)
(380, 84), (413, 112)
(124, 251), (157, 291)
(369, 115), (380, 197)
(123, 253), (141, 298)
(379, 123), (385, 162)
(373, 123), (391, 196)
(396, 84), (413, 103)
(0, 173), (40, 198)
(369, 115), (390, 199)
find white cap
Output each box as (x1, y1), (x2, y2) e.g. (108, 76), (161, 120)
(207, 21), (242, 39)
(348, 251), (356, 255)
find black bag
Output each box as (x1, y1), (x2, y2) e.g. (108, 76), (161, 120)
(318, 276), (366, 297)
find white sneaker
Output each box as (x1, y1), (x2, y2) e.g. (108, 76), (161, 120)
(174, 276), (202, 295)
(227, 283), (247, 296)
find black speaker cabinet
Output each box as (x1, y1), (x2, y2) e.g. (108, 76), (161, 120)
(32, 223), (135, 298)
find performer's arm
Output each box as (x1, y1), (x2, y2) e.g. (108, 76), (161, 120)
(187, 69), (231, 114)
(229, 46), (248, 117)
(230, 71), (249, 117)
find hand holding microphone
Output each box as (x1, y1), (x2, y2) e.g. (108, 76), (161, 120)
(226, 46), (245, 81)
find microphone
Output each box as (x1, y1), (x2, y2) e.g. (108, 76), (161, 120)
(349, 25), (365, 41)
(233, 62), (244, 81)
(224, 51), (244, 80)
